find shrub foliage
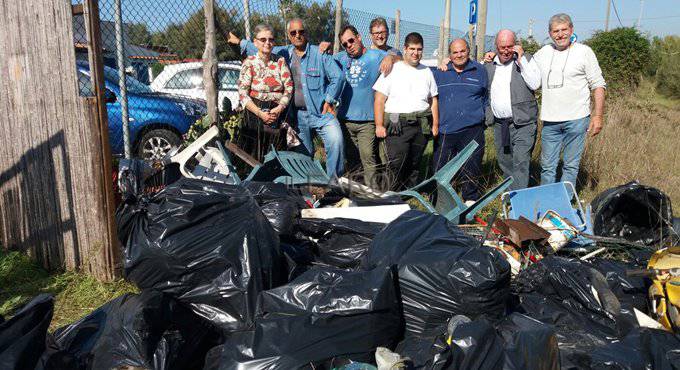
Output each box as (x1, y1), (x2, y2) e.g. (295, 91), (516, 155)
(587, 27), (651, 92)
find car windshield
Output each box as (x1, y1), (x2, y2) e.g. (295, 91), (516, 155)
(102, 66), (153, 94)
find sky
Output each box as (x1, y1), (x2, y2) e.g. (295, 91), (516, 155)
(343, 0), (680, 42)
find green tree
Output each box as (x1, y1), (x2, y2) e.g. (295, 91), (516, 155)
(654, 35), (680, 98)
(520, 37), (540, 55)
(127, 23), (152, 46)
(586, 27), (651, 92)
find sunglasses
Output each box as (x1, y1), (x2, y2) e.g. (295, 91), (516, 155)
(289, 29), (306, 37)
(256, 37), (275, 44)
(371, 31), (388, 36)
(341, 38), (356, 48)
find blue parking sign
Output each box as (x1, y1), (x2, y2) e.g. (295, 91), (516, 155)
(469, 0), (477, 24)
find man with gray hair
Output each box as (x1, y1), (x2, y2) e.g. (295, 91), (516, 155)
(532, 13), (606, 186)
(228, 18), (346, 177)
(484, 29), (541, 190)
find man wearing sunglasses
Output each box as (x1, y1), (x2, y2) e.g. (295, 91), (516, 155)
(229, 19), (345, 177)
(334, 25), (397, 188)
(368, 17), (402, 57)
(532, 13), (606, 186)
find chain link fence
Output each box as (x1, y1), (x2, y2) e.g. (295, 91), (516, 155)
(74, 0), (468, 160)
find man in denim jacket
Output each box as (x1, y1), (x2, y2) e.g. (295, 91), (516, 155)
(229, 18), (345, 177)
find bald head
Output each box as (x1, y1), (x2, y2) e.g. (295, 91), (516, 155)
(495, 29), (517, 64)
(448, 38), (470, 70)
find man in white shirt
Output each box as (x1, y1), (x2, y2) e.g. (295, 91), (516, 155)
(484, 30), (541, 190)
(373, 32), (439, 190)
(533, 13), (606, 186)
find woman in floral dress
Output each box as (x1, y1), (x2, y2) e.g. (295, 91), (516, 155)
(237, 24), (294, 162)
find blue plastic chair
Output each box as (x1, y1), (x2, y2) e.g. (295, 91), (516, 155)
(245, 146), (331, 185)
(501, 181), (593, 233)
(396, 140), (514, 224)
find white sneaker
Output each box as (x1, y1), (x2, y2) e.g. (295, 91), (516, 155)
(464, 200), (476, 207)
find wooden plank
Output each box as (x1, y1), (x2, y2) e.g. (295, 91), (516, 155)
(0, 0), (120, 280)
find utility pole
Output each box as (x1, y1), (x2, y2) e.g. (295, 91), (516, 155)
(443, 0), (451, 58)
(637, 0), (644, 30)
(605, 0), (611, 31)
(333, 0), (343, 54)
(475, 0), (487, 61)
(438, 18), (445, 64)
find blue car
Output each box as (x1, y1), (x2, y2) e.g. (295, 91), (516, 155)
(76, 61), (206, 159)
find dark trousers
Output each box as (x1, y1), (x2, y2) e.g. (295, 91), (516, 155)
(433, 124), (485, 201)
(384, 124), (427, 191)
(239, 99), (286, 163)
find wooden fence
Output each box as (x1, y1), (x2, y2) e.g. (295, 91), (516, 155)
(0, 0), (120, 280)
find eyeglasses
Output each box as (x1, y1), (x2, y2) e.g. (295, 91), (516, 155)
(546, 46), (571, 89)
(341, 38), (356, 48)
(289, 29), (306, 37)
(256, 37), (275, 44)
(371, 31), (388, 36)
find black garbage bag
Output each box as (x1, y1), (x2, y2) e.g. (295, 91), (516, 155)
(0, 294), (53, 370)
(296, 218), (385, 270)
(40, 291), (219, 370)
(364, 211), (511, 336)
(115, 178), (284, 331)
(398, 314), (558, 370)
(496, 313), (559, 370)
(279, 238), (317, 281)
(590, 257), (649, 314)
(591, 181), (674, 245)
(566, 328), (680, 370)
(204, 266), (403, 369)
(245, 182), (309, 236)
(514, 256), (638, 341)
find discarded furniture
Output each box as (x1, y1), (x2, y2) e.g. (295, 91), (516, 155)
(169, 126), (241, 185)
(394, 140), (514, 224)
(493, 217), (551, 248)
(301, 204), (411, 224)
(246, 146), (330, 185)
(501, 181), (591, 232)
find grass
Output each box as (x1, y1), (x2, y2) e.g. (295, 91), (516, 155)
(0, 250), (137, 330)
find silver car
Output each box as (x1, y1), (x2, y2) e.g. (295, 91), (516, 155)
(150, 61), (241, 112)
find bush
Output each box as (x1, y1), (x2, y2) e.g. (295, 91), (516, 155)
(520, 37), (541, 56)
(587, 27), (651, 92)
(654, 35), (680, 98)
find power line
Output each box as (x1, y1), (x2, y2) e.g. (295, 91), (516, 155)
(575, 15), (680, 23)
(611, 0), (625, 27)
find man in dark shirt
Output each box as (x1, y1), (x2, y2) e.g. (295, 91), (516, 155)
(431, 39), (489, 204)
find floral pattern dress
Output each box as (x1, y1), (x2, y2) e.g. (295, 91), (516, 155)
(238, 54), (293, 108)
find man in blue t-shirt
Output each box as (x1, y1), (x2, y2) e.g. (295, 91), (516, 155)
(431, 38), (489, 203)
(334, 25), (394, 188)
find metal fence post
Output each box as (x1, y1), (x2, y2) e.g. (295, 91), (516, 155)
(394, 9), (400, 48)
(203, 0), (219, 126)
(114, 0), (131, 158)
(243, 0), (251, 40)
(333, 0), (343, 54)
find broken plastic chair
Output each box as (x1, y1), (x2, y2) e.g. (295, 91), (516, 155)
(169, 125), (241, 185)
(245, 146), (330, 186)
(501, 181), (591, 232)
(394, 140), (514, 224)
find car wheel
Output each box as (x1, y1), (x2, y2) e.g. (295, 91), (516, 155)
(138, 129), (181, 160)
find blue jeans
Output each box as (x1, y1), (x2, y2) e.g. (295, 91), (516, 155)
(296, 110), (344, 177)
(540, 116), (589, 186)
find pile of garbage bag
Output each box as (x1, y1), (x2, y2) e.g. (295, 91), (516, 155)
(2, 177), (680, 370)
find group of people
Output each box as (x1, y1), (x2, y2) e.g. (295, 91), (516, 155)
(231, 12), (606, 203)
